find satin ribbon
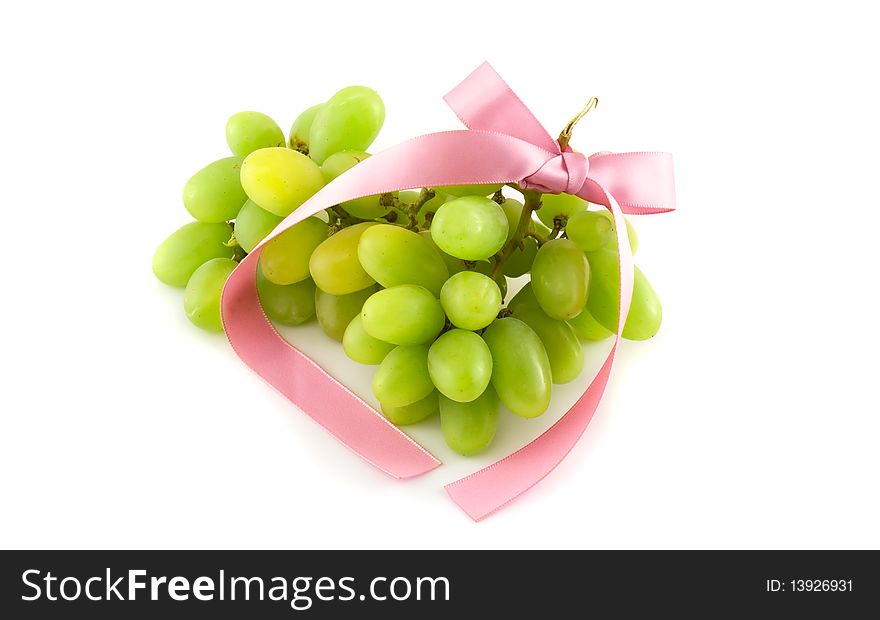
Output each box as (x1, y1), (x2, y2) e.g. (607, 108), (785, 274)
(221, 62), (675, 520)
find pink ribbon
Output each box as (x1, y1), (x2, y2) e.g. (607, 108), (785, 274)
(221, 62), (675, 520)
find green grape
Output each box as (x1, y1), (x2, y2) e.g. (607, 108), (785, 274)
(183, 258), (238, 332)
(507, 281), (538, 311)
(256, 267), (316, 326)
(261, 216), (329, 285)
(565, 210), (613, 252)
(431, 196), (509, 260)
(183, 157), (248, 223)
(314, 285), (377, 341)
(530, 217), (552, 238)
(226, 111), (285, 158)
(439, 387), (499, 456)
(437, 184), (503, 198)
(153, 222), (234, 288)
(439, 271), (501, 330)
(531, 239), (590, 320)
(308, 222), (376, 294)
(596, 210), (639, 254)
(357, 224), (449, 296)
(233, 199), (282, 253)
(511, 304), (584, 384)
(427, 330), (493, 403)
(381, 390), (439, 426)
(308, 86), (385, 165)
(535, 192), (587, 228)
(320, 150), (389, 219)
(360, 285), (445, 346)
(567, 307), (613, 341)
(343, 314), (395, 365)
(502, 235), (538, 278)
(585, 249), (662, 340)
(500, 198), (525, 242)
(482, 318), (552, 418)
(398, 189), (420, 203)
(240, 147), (325, 217)
(419, 231), (467, 275)
(416, 192), (450, 227)
(473, 261), (508, 299)
(372, 344), (433, 408)
(289, 103), (324, 151)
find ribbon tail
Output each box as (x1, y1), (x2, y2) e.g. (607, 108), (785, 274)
(222, 130), (553, 481)
(585, 152), (677, 214)
(446, 344), (619, 520)
(223, 251), (441, 479)
(445, 184), (635, 520)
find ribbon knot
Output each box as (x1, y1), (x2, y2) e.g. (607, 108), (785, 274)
(520, 149), (589, 195)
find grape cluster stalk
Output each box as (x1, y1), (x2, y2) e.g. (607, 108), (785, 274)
(152, 85), (663, 456)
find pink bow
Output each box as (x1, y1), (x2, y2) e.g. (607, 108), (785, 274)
(221, 62), (675, 520)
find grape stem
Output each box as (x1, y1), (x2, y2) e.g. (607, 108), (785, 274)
(382, 188), (436, 230)
(326, 205), (363, 233)
(223, 231), (240, 248)
(491, 190), (542, 279)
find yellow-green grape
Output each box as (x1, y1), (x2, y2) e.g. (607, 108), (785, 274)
(360, 285), (445, 346)
(530, 239), (590, 320)
(183, 157), (248, 223)
(261, 216), (329, 285)
(289, 103), (324, 151)
(240, 147), (325, 217)
(372, 344), (433, 408)
(502, 236), (539, 278)
(565, 210), (613, 252)
(438, 184), (503, 198)
(482, 317), (552, 418)
(308, 222), (376, 294)
(183, 258), (238, 332)
(152, 222), (234, 288)
(256, 266), (316, 326)
(507, 281), (538, 311)
(428, 329), (493, 403)
(440, 387), (500, 456)
(320, 150), (389, 219)
(511, 304), (583, 384)
(314, 285), (376, 341)
(440, 271), (501, 330)
(381, 390), (439, 426)
(567, 307), (613, 341)
(500, 198), (525, 242)
(309, 86), (385, 165)
(357, 224), (449, 296)
(596, 209), (639, 254)
(585, 249), (662, 340)
(419, 230), (467, 275)
(233, 199), (282, 253)
(343, 314), (395, 365)
(431, 196), (509, 260)
(535, 192), (587, 228)
(226, 111), (285, 158)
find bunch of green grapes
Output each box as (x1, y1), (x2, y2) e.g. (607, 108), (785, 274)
(152, 86), (385, 330)
(153, 86), (664, 457)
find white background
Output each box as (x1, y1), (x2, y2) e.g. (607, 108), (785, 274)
(1, 0), (878, 549)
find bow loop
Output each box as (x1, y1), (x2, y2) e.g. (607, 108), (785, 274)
(520, 150), (589, 195)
